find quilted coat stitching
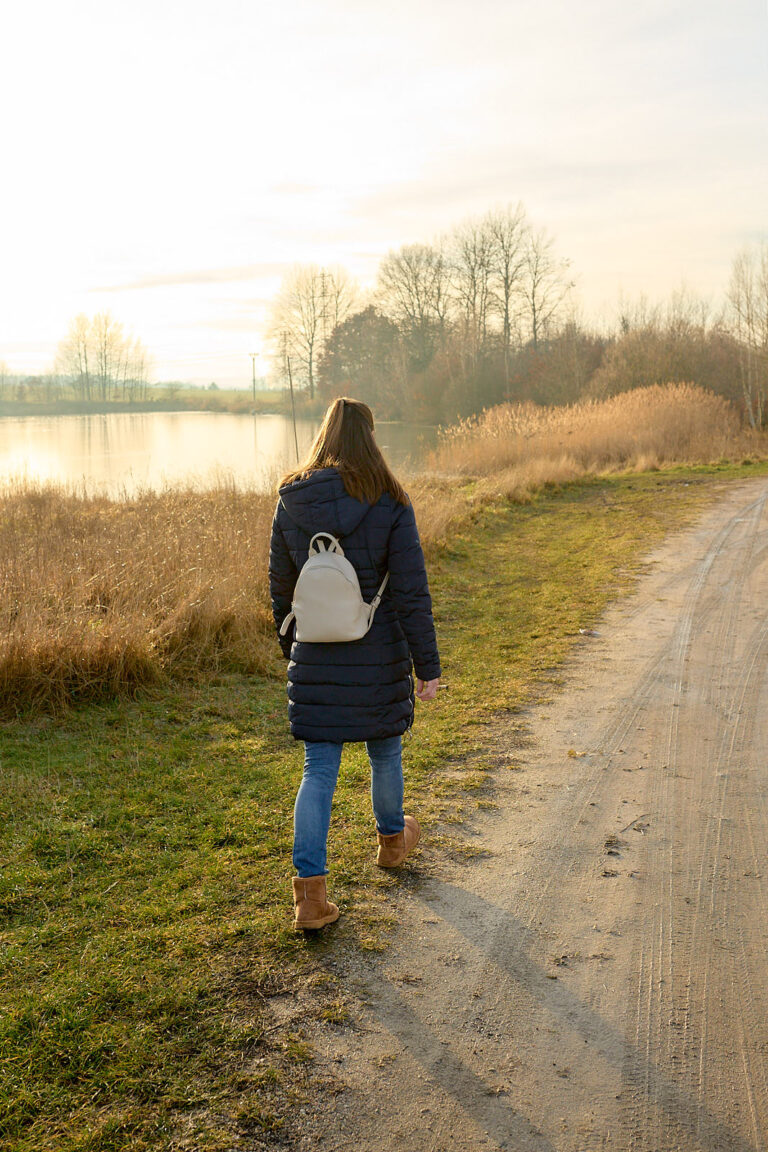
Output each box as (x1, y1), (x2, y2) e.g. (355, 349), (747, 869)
(268, 467), (440, 742)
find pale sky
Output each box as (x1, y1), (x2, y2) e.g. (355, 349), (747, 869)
(2, 0), (766, 387)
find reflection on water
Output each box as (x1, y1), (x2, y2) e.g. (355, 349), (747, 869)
(0, 412), (437, 495)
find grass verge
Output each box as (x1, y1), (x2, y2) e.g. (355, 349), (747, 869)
(0, 389), (324, 419)
(1, 463), (767, 1149)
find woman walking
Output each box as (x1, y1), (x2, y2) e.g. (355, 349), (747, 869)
(269, 397), (441, 931)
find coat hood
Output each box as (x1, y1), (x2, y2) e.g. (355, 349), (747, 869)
(278, 467), (372, 539)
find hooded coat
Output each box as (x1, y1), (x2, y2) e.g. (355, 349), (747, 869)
(269, 467), (441, 742)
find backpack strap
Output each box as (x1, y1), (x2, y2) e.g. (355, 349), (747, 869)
(308, 532), (344, 556)
(279, 610), (295, 637)
(370, 572), (389, 612)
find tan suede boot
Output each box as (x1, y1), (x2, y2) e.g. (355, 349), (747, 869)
(376, 815), (421, 868)
(292, 875), (340, 931)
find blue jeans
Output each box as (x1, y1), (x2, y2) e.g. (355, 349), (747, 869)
(293, 736), (405, 877)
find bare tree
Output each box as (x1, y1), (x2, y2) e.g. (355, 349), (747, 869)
(449, 217), (496, 367)
(727, 244), (768, 428)
(56, 314), (150, 401)
(56, 314), (93, 399)
(119, 337), (150, 401)
(268, 265), (356, 399)
(520, 228), (572, 349)
(486, 203), (529, 373)
(377, 242), (450, 369)
(92, 312), (126, 401)
(318, 267), (357, 348)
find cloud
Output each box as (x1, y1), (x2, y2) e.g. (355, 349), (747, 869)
(268, 182), (319, 196)
(96, 264), (289, 292)
(191, 305), (273, 333)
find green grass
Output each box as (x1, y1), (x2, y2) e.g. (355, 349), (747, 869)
(1, 462), (766, 1149)
(0, 388), (323, 419)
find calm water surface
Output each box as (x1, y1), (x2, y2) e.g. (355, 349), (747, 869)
(0, 412), (437, 495)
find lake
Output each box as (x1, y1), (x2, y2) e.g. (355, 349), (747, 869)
(0, 412), (437, 495)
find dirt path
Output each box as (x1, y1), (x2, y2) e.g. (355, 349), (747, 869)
(285, 479), (768, 1152)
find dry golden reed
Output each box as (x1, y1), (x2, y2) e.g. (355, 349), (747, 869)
(0, 474), (462, 715)
(1, 384), (763, 713)
(430, 383), (762, 500)
(0, 481), (276, 715)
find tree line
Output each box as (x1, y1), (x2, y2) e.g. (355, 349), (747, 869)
(3, 209), (766, 425)
(0, 314), (151, 405)
(267, 204), (768, 427)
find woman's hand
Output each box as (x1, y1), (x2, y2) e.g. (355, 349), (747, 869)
(416, 677), (440, 702)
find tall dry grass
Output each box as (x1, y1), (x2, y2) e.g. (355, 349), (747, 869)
(2, 384), (764, 713)
(0, 482), (277, 715)
(430, 383), (762, 499)
(0, 477), (460, 715)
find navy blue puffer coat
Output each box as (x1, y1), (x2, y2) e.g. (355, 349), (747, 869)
(269, 468), (441, 742)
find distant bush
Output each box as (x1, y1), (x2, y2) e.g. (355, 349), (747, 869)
(429, 384), (764, 499)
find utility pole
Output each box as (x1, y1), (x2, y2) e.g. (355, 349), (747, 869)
(319, 268), (328, 347)
(249, 352), (259, 403)
(286, 354), (300, 463)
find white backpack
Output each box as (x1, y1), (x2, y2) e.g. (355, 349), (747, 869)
(279, 532), (389, 643)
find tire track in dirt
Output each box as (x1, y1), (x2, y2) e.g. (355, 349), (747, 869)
(621, 491), (768, 1150)
(293, 480), (768, 1152)
(693, 570), (768, 1146)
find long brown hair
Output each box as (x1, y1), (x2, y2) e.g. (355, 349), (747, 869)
(280, 397), (408, 506)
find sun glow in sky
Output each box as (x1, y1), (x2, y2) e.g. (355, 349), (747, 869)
(2, 0), (766, 386)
